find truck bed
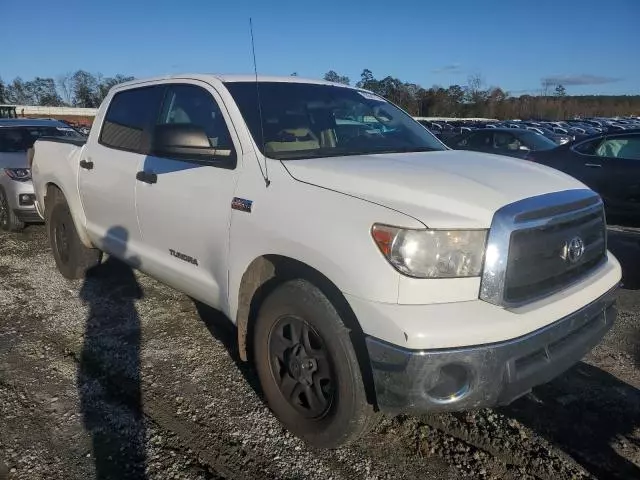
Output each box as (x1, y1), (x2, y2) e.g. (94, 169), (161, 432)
(38, 135), (88, 147)
(31, 136), (88, 226)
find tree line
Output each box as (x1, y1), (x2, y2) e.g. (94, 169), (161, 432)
(1, 69), (638, 120)
(0, 71), (134, 108)
(324, 69), (639, 120)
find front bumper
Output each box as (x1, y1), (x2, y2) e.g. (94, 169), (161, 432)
(13, 207), (41, 223)
(2, 179), (40, 224)
(366, 286), (617, 414)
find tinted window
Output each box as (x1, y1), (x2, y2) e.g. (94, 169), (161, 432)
(100, 86), (164, 153)
(459, 131), (492, 148)
(516, 131), (557, 151)
(595, 136), (640, 160)
(157, 84), (232, 150)
(573, 138), (601, 155)
(0, 126), (83, 152)
(493, 131), (518, 149)
(225, 81), (444, 160)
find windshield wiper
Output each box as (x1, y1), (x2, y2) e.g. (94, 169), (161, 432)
(367, 146), (441, 154)
(271, 146), (442, 160)
(271, 149), (354, 161)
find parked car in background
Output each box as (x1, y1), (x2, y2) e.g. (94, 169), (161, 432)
(449, 128), (559, 158)
(0, 119), (84, 231)
(525, 126), (572, 145)
(0, 105), (18, 119)
(415, 120), (444, 137)
(527, 130), (640, 219)
(566, 120), (603, 135)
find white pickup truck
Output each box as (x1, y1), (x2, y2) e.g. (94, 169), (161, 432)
(32, 74), (621, 448)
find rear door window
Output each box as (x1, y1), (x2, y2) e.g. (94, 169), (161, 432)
(595, 136), (640, 161)
(572, 138), (602, 155)
(99, 86), (165, 153)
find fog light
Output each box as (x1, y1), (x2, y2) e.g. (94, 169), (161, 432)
(19, 194), (35, 206)
(425, 364), (471, 404)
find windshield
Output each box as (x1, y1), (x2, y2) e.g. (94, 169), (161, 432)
(0, 126), (83, 152)
(224, 81), (446, 160)
(520, 131), (558, 150)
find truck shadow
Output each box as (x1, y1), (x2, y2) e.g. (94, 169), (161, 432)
(192, 301), (264, 398)
(78, 226), (147, 479)
(501, 360), (640, 480)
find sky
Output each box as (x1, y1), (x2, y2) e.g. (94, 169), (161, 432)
(4, 0), (639, 96)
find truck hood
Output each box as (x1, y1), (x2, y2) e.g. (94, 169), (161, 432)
(0, 151), (29, 168)
(283, 150), (586, 229)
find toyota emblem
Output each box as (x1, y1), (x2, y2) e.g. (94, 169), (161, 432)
(565, 236), (585, 264)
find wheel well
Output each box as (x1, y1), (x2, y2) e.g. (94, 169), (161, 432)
(43, 182), (94, 250)
(44, 182), (63, 215)
(237, 255), (378, 407)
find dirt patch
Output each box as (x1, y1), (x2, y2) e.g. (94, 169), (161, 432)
(1, 225), (639, 479)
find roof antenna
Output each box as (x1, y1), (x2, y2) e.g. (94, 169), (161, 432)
(250, 18), (270, 187)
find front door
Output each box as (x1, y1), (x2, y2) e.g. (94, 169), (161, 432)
(79, 85), (165, 259)
(134, 81), (240, 308)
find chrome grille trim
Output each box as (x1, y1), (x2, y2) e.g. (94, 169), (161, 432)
(480, 189), (606, 307)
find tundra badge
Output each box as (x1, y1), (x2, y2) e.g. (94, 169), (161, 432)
(169, 249), (199, 266)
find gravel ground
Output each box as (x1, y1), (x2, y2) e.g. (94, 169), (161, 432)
(1, 224), (639, 480)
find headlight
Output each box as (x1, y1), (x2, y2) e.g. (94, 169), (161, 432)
(371, 224), (487, 278)
(4, 168), (31, 182)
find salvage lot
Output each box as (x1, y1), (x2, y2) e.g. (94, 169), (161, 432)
(0, 225), (639, 480)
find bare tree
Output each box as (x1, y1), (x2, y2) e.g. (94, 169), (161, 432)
(540, 79), (553, 97)
(57, 73), (74, 106)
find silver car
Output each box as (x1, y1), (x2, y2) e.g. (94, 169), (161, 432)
(0, 119), (85, 231)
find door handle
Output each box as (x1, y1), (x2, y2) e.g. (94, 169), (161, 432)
(136, 171), (157, 184)
(79, 159), (94, 170)
(584, 163), (602, 168)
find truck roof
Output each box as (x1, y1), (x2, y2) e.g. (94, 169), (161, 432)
(117, 74), (354, 89)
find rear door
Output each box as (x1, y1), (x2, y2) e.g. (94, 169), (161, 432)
(79, 85), (165, 258)
(134, 81), (241, 308)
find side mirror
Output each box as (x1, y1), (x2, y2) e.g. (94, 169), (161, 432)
(519, 145), (530, 151)
(150, 123), (235, 166)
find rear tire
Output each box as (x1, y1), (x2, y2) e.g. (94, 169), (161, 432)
(253, 279), (379, 449)
(0, 187), (25, 232)
(46, 189), (100, 279)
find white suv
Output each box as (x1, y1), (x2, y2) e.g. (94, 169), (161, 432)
(0, 119), (84, 231)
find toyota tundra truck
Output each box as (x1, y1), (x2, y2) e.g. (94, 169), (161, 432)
(31, 75), (622, 448)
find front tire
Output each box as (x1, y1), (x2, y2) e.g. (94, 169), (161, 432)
(254, 279), (378, 449)
(46, 190), (100, 279)
(0, 187), (25, 232)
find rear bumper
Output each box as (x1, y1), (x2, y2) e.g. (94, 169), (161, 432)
(366, 286), (618, 414)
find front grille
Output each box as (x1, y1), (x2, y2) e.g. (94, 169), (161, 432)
(480, 189), (607, 307)
(504, 209), (606, 304)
